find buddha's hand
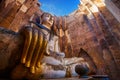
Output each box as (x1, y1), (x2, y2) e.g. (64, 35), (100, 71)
(19, 26), (47, 73)
(11, 64), (44, 80)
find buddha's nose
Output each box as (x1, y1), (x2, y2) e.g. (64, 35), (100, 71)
(50, 17), (53, 21)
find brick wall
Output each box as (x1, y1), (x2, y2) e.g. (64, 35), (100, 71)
(0, 0), (42, 32)
(67, 0), (120, 80)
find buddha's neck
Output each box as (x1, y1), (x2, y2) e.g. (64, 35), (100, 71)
(42, 24), (51, 30)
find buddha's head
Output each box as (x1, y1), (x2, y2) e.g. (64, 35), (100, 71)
(41, 12), (54, 29)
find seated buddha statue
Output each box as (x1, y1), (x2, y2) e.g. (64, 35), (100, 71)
(0, 12), (91, 80)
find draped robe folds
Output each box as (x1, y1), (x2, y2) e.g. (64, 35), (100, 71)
(39, 28), (88, 78)
(0, 26), (89, 79)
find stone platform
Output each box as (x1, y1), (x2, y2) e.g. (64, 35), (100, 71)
(41, 77), (92, 80)
(41, 75), (109, 80)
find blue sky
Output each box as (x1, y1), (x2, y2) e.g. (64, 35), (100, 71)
(39, 0), (80, 16)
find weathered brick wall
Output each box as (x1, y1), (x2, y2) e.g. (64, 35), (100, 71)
(67, 0), (120, 80)
(104, 0), (120, 23)
(0, 0), (42, 32)
(112, 0), (120, 8)
(0, 0), (120, 80)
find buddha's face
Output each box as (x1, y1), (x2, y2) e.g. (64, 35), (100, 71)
(41, 13), (54, 29)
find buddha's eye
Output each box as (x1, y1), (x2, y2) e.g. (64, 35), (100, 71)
(46, 14), (50, 18)
(50, 17), (53, 21)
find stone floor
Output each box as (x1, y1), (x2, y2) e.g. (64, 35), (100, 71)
(41, 77), (92, 80)
(40, 75), (109, 80)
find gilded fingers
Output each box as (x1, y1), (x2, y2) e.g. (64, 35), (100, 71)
(20, 26), (47, 74)
(30, 31), (43, 73)
(21, 27), (32, 64)
(25, 29), (38, 67)
(37, 36), (47, 68)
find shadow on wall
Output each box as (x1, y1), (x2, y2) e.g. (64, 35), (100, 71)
(78, 48), (97, 75)
(0, 0), (3, 4)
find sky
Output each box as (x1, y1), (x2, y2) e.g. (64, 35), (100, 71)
(39, 0), (80, 16)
